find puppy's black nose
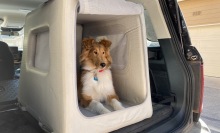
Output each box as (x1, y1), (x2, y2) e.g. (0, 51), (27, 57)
(100, 63), (106, 68)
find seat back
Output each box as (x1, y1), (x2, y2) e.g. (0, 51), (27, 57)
(0, 41), (14, 81)
(9, 46), (19, 60)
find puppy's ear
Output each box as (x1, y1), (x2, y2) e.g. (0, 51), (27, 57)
(82, 38), (95, 50)
(99, 39), (112, 48)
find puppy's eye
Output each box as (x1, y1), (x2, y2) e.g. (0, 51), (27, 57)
(103, 52), (105, 54)
(94, 51), (97, 54)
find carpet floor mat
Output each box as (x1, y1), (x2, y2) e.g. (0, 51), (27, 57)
(0, 109), (45, 133)
(0, 79), (19, 103)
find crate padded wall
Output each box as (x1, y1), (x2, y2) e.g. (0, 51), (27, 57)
(18, 0), (153, 132)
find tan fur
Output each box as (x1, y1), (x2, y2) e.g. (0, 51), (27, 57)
(107, 94), (119, 103)
(80, 38), (112, 70)
(78, 38), (113, 107)
(80, 94), (92, 108)
(78, 37), (124, 113)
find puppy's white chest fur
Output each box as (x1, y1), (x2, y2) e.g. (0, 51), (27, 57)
(82, 69), (115, 101)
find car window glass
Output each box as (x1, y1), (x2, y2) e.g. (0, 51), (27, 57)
(144, 10), (160, 47)
(0, 29), (24, 50)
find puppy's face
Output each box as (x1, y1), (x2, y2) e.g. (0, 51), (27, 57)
(80, 38), (112, 71)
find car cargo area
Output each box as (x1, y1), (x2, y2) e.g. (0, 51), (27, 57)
(0, 98), (173, 133)
(0, 45), (174, 133)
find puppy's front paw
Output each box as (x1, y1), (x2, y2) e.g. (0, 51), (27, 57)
(110, 99), (125, 111)
(88, 100), (111, 114)
(100, 108), (111, 114)
(114, 104), (125, 110)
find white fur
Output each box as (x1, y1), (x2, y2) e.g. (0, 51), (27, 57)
(82, 69), (115, 101)
(87, 100), (111, 114)
(82, 69), (124, 114)
(109, 99), (124, 111)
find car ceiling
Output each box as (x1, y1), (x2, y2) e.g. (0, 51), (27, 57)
(0, 0), (48, 28)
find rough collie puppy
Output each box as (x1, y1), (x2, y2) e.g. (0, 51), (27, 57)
(78, 37), (124, 114)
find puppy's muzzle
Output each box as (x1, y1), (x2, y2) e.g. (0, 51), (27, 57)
(100, 63), (106, 68)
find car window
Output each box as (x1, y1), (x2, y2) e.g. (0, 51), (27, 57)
(144, 10), (160, 47)
(0, 29), (24, 50)
(144, 10), (157, 42)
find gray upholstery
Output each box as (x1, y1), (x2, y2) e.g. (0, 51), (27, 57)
(0, 79), (19, 103)
(0, 109), (45, 133)
(0, 41), (14, 81)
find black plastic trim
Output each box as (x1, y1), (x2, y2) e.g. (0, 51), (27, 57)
(1, 27), (23, 32)
(141, 0), (195, 132)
